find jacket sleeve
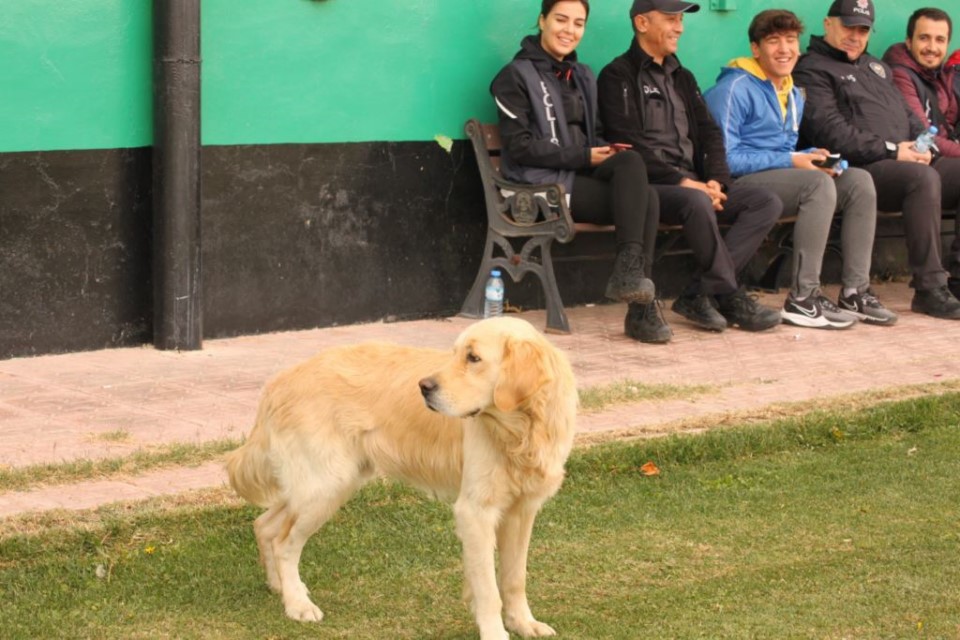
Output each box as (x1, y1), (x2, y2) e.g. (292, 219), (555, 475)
(794, 60), (888, 165)
(685, 71), (732, 186)
(597, 60), (687, 185)
(490, 66), (591, 171)
(704, 79), (795, 178)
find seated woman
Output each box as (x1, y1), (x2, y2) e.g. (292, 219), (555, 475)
(489, 0), (668, 343)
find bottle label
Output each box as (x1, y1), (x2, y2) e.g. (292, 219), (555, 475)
(485, 285), (504, 301)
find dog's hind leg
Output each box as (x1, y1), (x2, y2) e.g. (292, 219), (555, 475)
(254, 505), (287, 593)
(497, 499), (555, 638)
(273, 472), (367, 623)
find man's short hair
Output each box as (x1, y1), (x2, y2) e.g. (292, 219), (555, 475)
(907, 7), (952, 41)
(748, 9), (804, 44)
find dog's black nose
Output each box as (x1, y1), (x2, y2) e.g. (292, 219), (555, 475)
(418, 377), (437, 398)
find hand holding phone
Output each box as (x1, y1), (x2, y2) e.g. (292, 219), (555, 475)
(812, 153), (841, 169)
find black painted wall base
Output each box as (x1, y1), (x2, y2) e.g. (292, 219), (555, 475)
(0, 142), (953, 360)
(0, 149), (153, 359)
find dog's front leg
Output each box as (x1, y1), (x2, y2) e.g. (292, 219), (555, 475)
(497, 498), (555, 637)
(455, 496), (509, 640)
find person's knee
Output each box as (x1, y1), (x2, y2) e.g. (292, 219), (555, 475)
(836, 168), (877, 210)
(799, 170), (838, 211)
(616, 149), (647, 173)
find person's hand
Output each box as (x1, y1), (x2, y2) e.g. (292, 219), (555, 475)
(590, 146), (615, 166)
(896, 141), (932, 165)
(792, 149), (836, 175)
(681, 178), (727, 211)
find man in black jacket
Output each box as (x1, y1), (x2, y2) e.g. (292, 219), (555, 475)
(793, 0), (960, 319)
(599, 0), (783, 333)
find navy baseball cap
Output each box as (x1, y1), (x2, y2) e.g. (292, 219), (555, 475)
(630, 0), (701, 18)
(827, 0), (874, 27)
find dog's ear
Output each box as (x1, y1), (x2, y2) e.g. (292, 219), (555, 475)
(493, 337), (547, 412)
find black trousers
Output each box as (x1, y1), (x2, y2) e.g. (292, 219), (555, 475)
(934, 156), (960, 279)
(571, 150), (660, 277)
(655, 183), (782, 296)
(863, 158), (960, 289)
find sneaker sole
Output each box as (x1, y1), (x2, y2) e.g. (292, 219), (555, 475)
(837, 304), (898, 327)
(781, 310), (854, 329)
(839, 307), (898, 326)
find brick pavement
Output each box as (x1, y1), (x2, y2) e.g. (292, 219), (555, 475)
(1, 281), (958, 519)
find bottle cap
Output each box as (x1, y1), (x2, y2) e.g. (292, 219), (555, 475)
(491, 269), (501, 277)
(839, 160), (849, 170)
(929, 126), (939, 135)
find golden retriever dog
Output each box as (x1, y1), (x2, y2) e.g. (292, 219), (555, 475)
(226, 316), (577, 640)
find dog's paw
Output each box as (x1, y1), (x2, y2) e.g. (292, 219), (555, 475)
(507, 619), (556, 638)
(284, 599), (324, 623)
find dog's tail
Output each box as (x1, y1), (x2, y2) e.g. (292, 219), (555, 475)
(225, 407), (280, 508)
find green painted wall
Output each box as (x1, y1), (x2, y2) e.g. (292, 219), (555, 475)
(0, 0), (949, 153)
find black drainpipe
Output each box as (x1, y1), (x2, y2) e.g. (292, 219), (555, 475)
(152, 0), (202, 350)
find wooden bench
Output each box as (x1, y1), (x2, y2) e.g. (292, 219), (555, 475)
(460, 118), (804, 333)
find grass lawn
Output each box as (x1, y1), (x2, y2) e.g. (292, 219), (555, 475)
(2, 393), (960, 639)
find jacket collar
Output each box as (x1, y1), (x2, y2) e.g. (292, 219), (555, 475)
(807, 34), (869, 65)
(882, 42), (942, 82)
(626, 37), (680, 73)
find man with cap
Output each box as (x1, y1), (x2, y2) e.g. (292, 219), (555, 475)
(793, 0), (960, 318)
(598, 0), (784, 334)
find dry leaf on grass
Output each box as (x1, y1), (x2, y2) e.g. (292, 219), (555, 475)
(640, 461), (660, 476)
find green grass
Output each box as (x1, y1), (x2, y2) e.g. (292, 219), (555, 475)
(578, 379), (716, 412)
(3, 394), (960, 639)
(0, 439), (240, 492)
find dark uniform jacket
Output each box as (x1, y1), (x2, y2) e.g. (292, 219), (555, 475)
(793, 35), (926, 166)
(597, 39), (732, 188)
(490, 35), (601, 194)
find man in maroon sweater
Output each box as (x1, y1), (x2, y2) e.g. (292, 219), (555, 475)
(882, 7), (960, 298)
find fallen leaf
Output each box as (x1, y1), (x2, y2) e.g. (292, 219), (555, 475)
(434, 134), (454, 153)
(640, 461), (660, 476)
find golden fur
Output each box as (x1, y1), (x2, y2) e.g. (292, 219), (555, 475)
(226, 316), (577, 640)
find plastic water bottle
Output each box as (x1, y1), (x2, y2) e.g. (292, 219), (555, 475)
(483, 269), (505, 318)
(913, 125), (938, 153)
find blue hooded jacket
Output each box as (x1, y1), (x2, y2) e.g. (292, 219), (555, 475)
(703, 64), (803, 178)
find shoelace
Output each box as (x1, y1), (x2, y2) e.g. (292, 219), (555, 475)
(861, 292), (881, 307)
(819, 296), (844, 313)
(731, 290), (762, 313)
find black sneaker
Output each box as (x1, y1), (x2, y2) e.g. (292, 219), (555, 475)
(949, 277), (960, 301)
(671, 294), (727, 332)
(837, 289), (898, 326)
(625, 301), (672, 344)
(782, 294), (855, 329)
(911, 285), (960, 319)
(605, 244), (655, 304)
(715, 287), (781, 331)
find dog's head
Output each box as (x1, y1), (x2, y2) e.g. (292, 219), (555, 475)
(418, 316), (565, 418)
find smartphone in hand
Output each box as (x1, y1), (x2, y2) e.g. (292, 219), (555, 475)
(812, 153), (841, 169)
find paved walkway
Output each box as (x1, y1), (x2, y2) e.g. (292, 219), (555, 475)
(2, 281), (958, 519)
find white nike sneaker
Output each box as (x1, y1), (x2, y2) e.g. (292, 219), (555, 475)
(781, 294), (856, 329)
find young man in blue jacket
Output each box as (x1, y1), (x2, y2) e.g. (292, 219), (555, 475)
(704, 9), (896, 328)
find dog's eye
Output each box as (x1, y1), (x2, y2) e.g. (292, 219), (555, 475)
(466, 353), (482, 364)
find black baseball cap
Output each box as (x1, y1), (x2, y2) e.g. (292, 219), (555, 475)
(827, 0), (875, 27)
(630, 0), (701, 18)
